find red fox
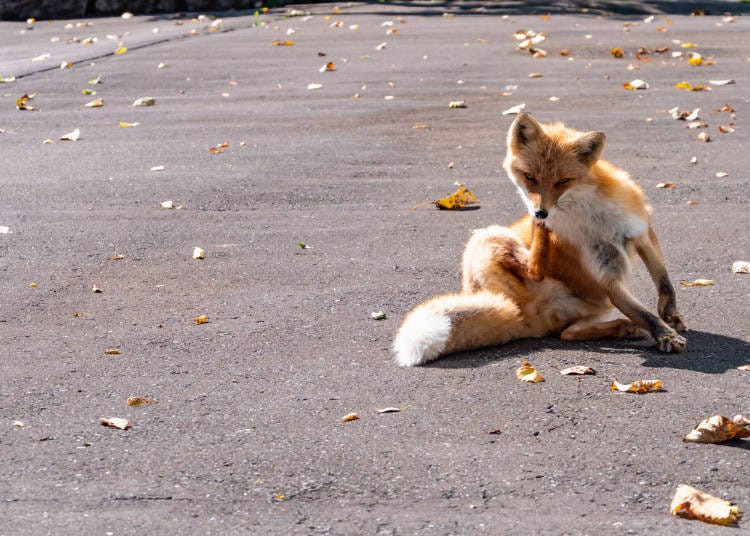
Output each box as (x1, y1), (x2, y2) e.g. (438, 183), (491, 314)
(394, 113), (687, 366)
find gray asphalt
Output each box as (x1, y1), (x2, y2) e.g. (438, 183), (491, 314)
(1, 2), (749, 534)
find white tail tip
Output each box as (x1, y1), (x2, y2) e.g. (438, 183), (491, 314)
(393, 306), (452, 367)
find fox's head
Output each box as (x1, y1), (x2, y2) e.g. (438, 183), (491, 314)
(503, 113), (605, 222)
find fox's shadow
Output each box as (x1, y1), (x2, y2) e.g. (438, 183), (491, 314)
(431, 330), (749, 374)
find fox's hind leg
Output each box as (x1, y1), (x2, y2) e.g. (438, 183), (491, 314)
(461, 225), (533, 298)
(561, 317), (648, 342)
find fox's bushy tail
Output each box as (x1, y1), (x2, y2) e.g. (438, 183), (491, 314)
(393, 291), (533, 367)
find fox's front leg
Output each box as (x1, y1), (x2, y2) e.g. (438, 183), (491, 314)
(635, 228), (687, 332)
(606, 279), (686, 353)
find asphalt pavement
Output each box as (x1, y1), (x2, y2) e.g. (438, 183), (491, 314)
(1, 2), (749, 534)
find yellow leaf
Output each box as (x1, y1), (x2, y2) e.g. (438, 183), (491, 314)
(611, 379), (662, 393)
(85, 98), (104, 108)
(193, 314), (209, 324)
(687, 53), (703, 66)
(104, 349), (121, 355)
(681, 42), (698, 48)
(119, 121), (140, 128)
(516, 360), (545, 383)
(670, 485), (740, 525)
(610, 47), (624, 58)
(681, 279), (714, 287)
(675, 81), (692, 89)
(683, 414), (750, 443)
(115, 46), (128, 54)
(272, 40), (294, 46)
(127, 396), (155, 406)
(413, 187), (479, 210)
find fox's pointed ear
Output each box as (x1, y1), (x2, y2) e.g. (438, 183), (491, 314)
(576, 131), (606, 165)
(508, 113), (543, 151)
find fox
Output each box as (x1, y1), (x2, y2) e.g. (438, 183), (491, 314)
(394, 112), (688, 367)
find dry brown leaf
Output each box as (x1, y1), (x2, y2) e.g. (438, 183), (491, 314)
(611, 379), (662, 393)
(731, 261), (750, 274)
(16, 93), (38, 111)
(718, 125), (735, 133)
(681, 279), (714, 287)
(342, 412), (359, 422)
(516, 360), (544, 383)
(610, 47), (624, 58)
(684, 414), (750, 443)
(193, 314), (209, 324)
(104, 349), (121, 355)
(560, 365), (596, 376)
(127, 396), (155, 406)
(413, 187), (479, 210)
(656, 182), (675, 189)
(100, 417), (131, 430)
(670, 485), (741, 525)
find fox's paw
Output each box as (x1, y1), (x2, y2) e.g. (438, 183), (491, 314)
(662, 311), (688, 332)
(656, 330), (687, 353)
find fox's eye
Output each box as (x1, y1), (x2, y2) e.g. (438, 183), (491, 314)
(556, 178), (572, 187)
(523, 172), (537, 184)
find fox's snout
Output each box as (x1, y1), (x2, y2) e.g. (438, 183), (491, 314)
(534, 209), (548, 220)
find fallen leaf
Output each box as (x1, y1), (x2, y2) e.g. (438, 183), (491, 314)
(92, 284), (102, 293)
(342, 413), (359, 422)
(718, 125), (734, 134)
(319, 62), (335, 72)
(697, 132), (711, 142)
(413, 186), (479, 210)
(687, 52), (703, 66)
(375, 406), (409, 414)
(31, 53), (51, 62)
(104, 349), (121, 355)
(297, 242), (310, 249)
(111, 255), (124, 260)
(656, 182), (675, 189)
(16, 93), (38, 111)
(59, 128), (80, 141)
(119, 121), (140, 128)
(675, 81), (692, 90)
(0, 226), (11, 234)
(161, 200), (175, 209)
(691, 84), (709, 92)
(560, 365), (596, 376)
(82, 89), (96, 95)
(610, 47), (624, 58)
(731, 261), (750, 274)
(670, 485), (740, 525)
(100, 417), (131, 430)
(85, 98), (104, 108)
(371, 311), (387, 320)
(690, 156), (698, 164)
(13, 420), (24, 428)
(127, 396), (155, 406)
(685, 121), (708, 129)
(376, 42), (387, 51)
(715, 172), (729, 178)
(150, 165), (165, 171)
(193, 314), (209, 324)
(709, 79), (735, 86)
(88, 75), (102, 84)
(683, 414), (750, 443)
(624, 79), (649, 90)
(516, 360), (544, 383)
(528, 72), (543, 78)
(611, 379), (662, 393)
(502, 103), (526, 115)
(448, 100), (468, 108)
(307, 83), (323, 90)
(717, 104), (735, 113)
(272, 40), (294, 46)
(192, 246), (206, 259)
(681, 279), (714, 287)
(132, 96), (156, 106)
(29, 282), (37, 288)
(114, 46), (128, 54)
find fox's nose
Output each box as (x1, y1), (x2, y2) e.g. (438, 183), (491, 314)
(534, 209), (548, 220)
